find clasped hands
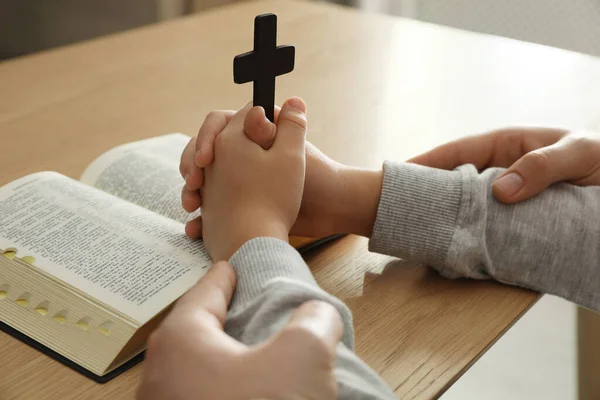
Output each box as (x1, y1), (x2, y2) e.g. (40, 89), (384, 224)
(138, 96), (600, 399)
(137, 98), (343, 400)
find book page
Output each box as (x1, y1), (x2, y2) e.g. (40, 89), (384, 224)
(0, 172), (210, 324)
(80, 133), (198, 224)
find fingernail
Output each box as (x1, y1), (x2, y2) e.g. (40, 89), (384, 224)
(184, 174), (190, 185)
(494, 173), (523, 197)
(286, 97), (306, 113)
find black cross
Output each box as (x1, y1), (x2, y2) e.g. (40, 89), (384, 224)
(233, 13), (295, 122)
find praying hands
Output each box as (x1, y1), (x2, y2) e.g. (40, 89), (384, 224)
(141, 98), (397, 399)
(139, 98), (599, 399)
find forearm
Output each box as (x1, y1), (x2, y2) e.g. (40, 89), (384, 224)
(367, 161), (600, 311)
(226, 238), (396, 400)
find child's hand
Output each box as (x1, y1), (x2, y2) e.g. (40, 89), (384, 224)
(181, 102), (382, 241)
(199, 98), (307, 261)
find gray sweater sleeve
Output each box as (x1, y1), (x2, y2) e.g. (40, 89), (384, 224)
(225, 237), (397, 400)
(370, 161), (600, 311)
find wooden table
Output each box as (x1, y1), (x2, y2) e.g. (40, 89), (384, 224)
(1, 0), (600, 398)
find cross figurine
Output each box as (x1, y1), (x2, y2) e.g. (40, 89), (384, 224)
(233, 13), (295, 122)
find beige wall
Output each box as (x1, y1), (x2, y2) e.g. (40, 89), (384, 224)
(0, 0), (242, 59)
(190, 0), (239, 11)
(0, 0), (160, 58)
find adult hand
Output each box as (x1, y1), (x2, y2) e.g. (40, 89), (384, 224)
(409, 127), (600, 203)
(136, 261), (343, 400)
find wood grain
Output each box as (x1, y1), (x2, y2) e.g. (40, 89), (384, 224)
(2, 0), (600, 398)
(578, 307), (600, 400)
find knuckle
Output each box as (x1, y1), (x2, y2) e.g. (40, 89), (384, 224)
(280, 147), (305, 161)
(566, 135), (594, 150)
(283, 111), (308, 132)
(564, 134), (600, 175)
(199, 111), (225, 140)
(205, 110), (222, 123)
(282, 324), (330, 356)
(304, 300), (338, 317)
(524, 150), (551, 173)
(572, 136), (599, 157)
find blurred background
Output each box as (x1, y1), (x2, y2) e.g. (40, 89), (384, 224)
(1, 1), (599, 399)
(2, 0), (600, 60)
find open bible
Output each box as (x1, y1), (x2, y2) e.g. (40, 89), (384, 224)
(0, 133), (326, 382)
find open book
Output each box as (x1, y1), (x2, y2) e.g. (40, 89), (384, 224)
(0, 133), (327, 382)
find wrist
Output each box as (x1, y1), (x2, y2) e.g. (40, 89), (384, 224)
(216, 219), (289, 261)
(333, 167), (383, 237)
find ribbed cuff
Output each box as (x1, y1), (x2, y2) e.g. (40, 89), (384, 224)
(229, 237), (317, 311)
(369, 161), (463, 268)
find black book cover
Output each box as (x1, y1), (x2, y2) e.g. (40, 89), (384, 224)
(0, 319), (144, 383)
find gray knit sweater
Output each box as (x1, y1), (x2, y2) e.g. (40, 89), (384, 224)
(225, 161), (600, 399)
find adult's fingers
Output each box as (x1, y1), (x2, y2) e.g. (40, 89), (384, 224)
(493, 135), (600, 203)
(408, 128), (566, 170)
(243, 300), (341, 399)
(244, 106), (281, 150)
(272, 97), (307, 152)
(408, 132), (500, 170)
(282, 301), (343, 353)
(194, 110), (236, 168)
(172, 261), (237, 329)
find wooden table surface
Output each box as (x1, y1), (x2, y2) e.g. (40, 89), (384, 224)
(2, 0), (600, 399)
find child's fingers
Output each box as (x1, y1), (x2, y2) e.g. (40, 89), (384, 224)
(223, 101), (254, 131)
(185, 217), (203, 239)
(244, 106), (277, 150)
(181, 186), (202, 213)
(195, 110), (236, 168)
(180, 136), (197, 180)
(273, 97), (307, 152)
(185, 167), (204, 191)
(272, 106), (281, 124)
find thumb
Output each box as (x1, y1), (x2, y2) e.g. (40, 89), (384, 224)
(492, 137), (586, 203)
(243, 106), (281, 150)
(172, 261), (236, 328)
(273, 97), (307, 151)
